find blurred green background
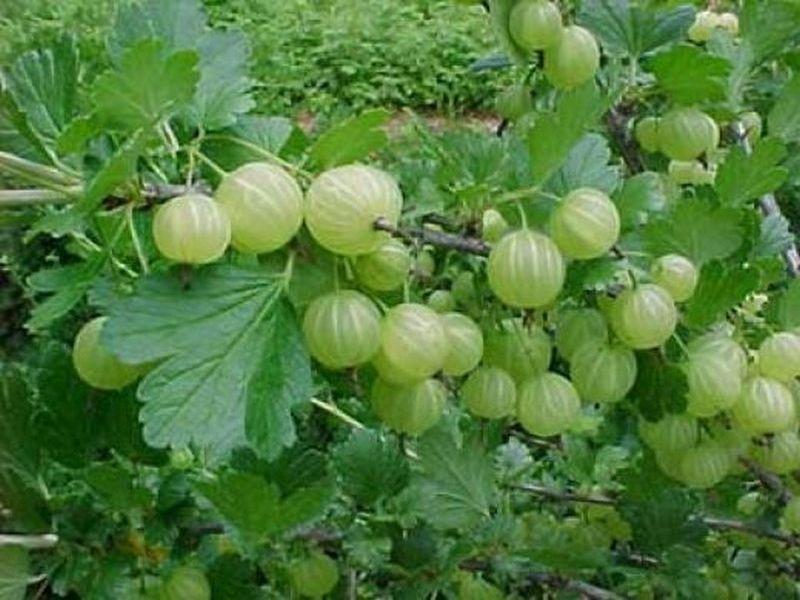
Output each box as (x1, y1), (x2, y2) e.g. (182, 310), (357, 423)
(0, 0), (511, 118)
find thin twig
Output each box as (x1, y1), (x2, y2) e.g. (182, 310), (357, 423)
(529, 572), (623, 600)
(605, 107), (644, 175)
(310, 398), (366, 430)
(374, 217), (490, 256)
(517, 483), (798, 545)
(740, 456), (793, 505)
(731, 122), (800, 277)
(0, 533), (58, 549)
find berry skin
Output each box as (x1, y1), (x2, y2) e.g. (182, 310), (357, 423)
(373, 303), (448, 385)
(440, 312), (484, 376)
(214, 162), (303, 254)
(517, 372), (581, 437)
(757, 331), (800, 382)
(508, 0), (563, 51)
(72, 317), (142, 391)
(371, 378), (447, 435)
(152, 194), (231, 264)
(302, 290), (381, 369)
(688, 10), (720, 43)
(481, 208), (509, 243)
(570, 340), (636, 404)
(288, 551), (340, 598)
(550, 188), (620, 260)
(634, 117), (660, 153)
(650, 254), (698, 302)
(555, 308), (608, 362)
(354, 238), (411, 292)
(427, 290), (456, 314)
(461, 366), (517, 419)
(304, 165), (403, 256)
(639, 414), (699, 453)
(161, 567), (211, 600)
(678, 443), (732, 489)
(609, 284), (677, 350)
(496, 85), (533, 121)
(733, 376), (797, 434)
(487, 229), (565, 309)
(657, 107), (719, 161)
(544, 25), (600, 90)
(483, 319), (552, 382)
(683, 353), (743, 418)
(751, 431), (800, 474)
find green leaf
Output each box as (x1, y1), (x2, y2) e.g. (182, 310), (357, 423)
(613, 172), (667, 231)
(77, 129), (151, 212)
(683, 262), (761, 328)
(740, 0), (800, 63)
(410, 428), (495, 530)
(0, 90), (49, 161)
(91, 39), (199, 132)
(618, 454), (706, 554)
(104, 265), (311, 461)
(308, 109), (392, 170)
(334, 430), (410, 505)
(520, 512), (611, 570)
(578, 1), (695, 58)
(766, 279), (800, 330)
(641, 198), (744, 265)
(648, 45), (731, 105)
(83, 463), (153, 511)
(529, 82), (609, 184)
(0, 36), (79, 149)
(0, 547), (30, 600)
(752, 213), (794, 259)
(184, 30), (254, 130)
(203, 116), (307, 172)
(0, 366), (48, 530)
(193, 471), (332, 545)
(208, 555), (261, 600)
(245, 300), (312, 460)
(715, 138), (788, 207)
(630, 352), (688, 421)
(546, 133), (620, 196)
(768, 75), (800, 144)
(26, 256), (104, 331)
(108, 0), (206, 62)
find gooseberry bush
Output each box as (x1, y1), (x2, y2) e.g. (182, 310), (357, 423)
(2, 0), (800, 597)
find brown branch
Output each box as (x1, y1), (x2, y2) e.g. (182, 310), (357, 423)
(529, 572), (623, 600)
(517, 483), (798, 546)
(605, 107), (644, 175)
(374, 217), (491, 256)
(740, 456), (793, 505)
(731, 122), (800, 278)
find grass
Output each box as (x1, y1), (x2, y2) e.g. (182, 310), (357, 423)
(0, 0), (511, 118)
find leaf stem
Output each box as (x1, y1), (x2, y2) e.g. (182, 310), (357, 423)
(310, 398), (365, 430)
(202, 134), (311, 179)
(0, 188), (78, 207)
(0, 533), (58, 549)
(0, 151), (80, 188)
(193, 150), (228, 179)
(127, 203), (149, 275)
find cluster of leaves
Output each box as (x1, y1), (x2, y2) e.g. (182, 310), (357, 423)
(1, 0), (800, 598)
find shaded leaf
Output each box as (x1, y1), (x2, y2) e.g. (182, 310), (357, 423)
(578, 1), (695, 58)
(308, 109), (391, 169)
(193, 471), (332, 545)
(683, 261), (761, 328)
(613, 172), (667, 231)
(631, 352), (688, 421)
(752, 213), (794, 259)
(766, 279), (800, 330)
(529, 82), (609, 184)
(104, 265), (311, 461)
(715, 138), (788, 207)
(768, 74), (800, 144)
(334, 430), (410, 505)
(648, 45), (731, 105)
(641, 198), (743, 265)
(0, 547), (29, 600)
(546, 133), (620, 196)
(203, 115), (306, 172)
(411, 428), (495, 530)
(91, 39), (199, 132)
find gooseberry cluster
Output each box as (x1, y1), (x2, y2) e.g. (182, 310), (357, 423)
(70, 149), (800, 503)
(497, 0), (601, 119)
(634, 107), (720, 186)
(688, 9), (740, 43)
